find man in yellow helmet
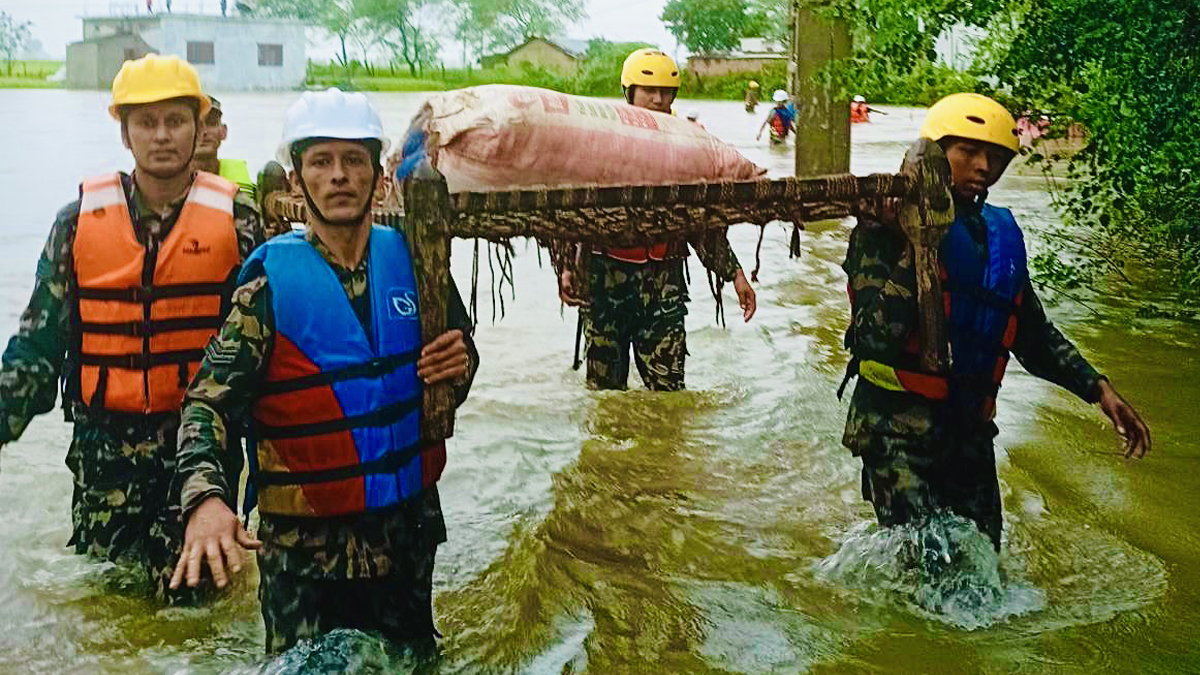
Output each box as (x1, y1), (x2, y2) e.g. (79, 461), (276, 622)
(194, 96), (257, 201)
(558, 48), (757, 391)
(745, 80), (760, 112)
(0, 54), (265, 602)
(839, 93), (1150, 555)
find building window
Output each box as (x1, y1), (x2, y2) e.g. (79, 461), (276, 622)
(258, 43), (283, 67)
(187, 41), (215, 65)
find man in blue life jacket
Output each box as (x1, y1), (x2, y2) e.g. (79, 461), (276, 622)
(194, 96), (257, 201)
(169, 88), (479, 653)
(840, 93), (1150, 552)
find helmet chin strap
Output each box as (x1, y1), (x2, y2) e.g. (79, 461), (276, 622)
(295, 156), (381, 229)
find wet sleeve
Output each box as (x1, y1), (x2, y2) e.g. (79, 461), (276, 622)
(177, 273), (273, 513)
(232, 199), (267, 260)
(446, 274), (479, 407)
(843, 222), (920, 363)
(1010, 281), (1103, 403)
(0, 204), (77, 444)
(688, 229), (742, 283)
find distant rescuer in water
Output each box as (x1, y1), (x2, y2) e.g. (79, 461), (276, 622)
(170, 88), (479, 654)
(839, 93), (1150, 552)
(0, 54), (262, 601)
(557, 48), (757, 391)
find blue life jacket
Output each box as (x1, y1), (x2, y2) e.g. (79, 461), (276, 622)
(244, 226), (443, 518)
(941, 203), (1029, 416)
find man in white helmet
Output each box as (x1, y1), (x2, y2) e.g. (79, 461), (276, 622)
(170, 88), (478, 653)
(757, 89), (795, 144)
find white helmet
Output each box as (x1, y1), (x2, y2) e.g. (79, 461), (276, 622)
(853, 94), (866, 103)
(772, 89), (789, 102)
(276, 88), (390, 168)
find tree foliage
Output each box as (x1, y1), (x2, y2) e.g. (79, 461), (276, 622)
(661, 0), (752, 54)
(998, 0), (1200, 296)
(0, 11), (32, 76)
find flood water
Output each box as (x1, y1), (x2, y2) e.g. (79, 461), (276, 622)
(0, 89), (1197, 674)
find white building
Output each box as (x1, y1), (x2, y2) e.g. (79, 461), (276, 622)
(67, 12), (307, 91)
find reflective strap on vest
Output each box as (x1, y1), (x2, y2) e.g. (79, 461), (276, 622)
(857, 359), (950, 400)
(255, 440), (444, 487)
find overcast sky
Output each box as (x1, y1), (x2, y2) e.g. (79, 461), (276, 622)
(1, 0), (680, 62)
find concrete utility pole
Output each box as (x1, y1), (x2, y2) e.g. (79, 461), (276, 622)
(791, 1), (851, 177)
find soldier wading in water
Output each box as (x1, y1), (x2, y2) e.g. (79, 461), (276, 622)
(558, 48), (757, 391)
(171, 88), (478, 653)
(839, 93), (1151, 555)
(0, 54), (262, 601)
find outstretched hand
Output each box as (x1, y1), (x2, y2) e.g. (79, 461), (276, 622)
(559, 270), (586, 307)
(170, 495), (261, 590)
(733, 269), (756, 322)
(1096, 379), (1151, 459)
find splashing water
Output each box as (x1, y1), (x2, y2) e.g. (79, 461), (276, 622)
(815, 512), (1046, 630)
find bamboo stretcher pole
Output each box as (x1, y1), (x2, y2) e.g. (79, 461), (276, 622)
(898, 139), (954, 374)
(400, 161), (456, 442)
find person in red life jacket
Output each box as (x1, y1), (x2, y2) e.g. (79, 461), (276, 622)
(556, 48), (756, 391)
(685, 109), (706, 130)
(757, 89), (795, 144)
(0, 54), (263, 602)
(850, 94), (871, 124)
(170, 88), (479, 654)
(839, 93), (1150, 555)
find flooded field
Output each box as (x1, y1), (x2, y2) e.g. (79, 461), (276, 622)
(0, 89), (1196, 674)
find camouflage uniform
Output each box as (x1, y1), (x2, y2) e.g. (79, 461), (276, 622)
(0, 172), (263, 601)
(176, 227), (478, 653)
(841, 199), (1104, 550)
(582, 232), (742, 391)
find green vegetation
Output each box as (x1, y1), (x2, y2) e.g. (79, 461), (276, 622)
(995, 0), (1200, 303)
(307, 39), (780, 100)
(0, 59), (62, 88)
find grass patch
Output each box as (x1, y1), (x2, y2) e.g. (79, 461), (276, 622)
(0, 60), (63, 88)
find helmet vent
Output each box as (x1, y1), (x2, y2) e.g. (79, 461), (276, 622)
(966, 115), (986, 125)
(642, 69), (654, 75)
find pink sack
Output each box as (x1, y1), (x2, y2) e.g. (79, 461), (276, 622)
(408, 84), (765, 193)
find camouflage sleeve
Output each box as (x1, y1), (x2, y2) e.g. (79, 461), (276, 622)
(688, 229), (742, 282)
(0, 202), (78, 444)
(1010, 281), (1103, 403)
(842, 222), (920, 363)
(446, 275), (479, 407)
(232, 198), (267, 260)
(177, 272), (273, 513)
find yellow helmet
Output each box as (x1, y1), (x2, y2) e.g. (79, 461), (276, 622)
(109, 53), (211, 121)
(919, 93), (1019, 154)
(621, 48), (680, 89)
(748, 80), (759, 89)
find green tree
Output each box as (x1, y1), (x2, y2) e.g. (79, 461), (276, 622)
(997, 0), (1200, 298)
(0, 11), (32, 76)
(249, 0), (363, 70)
(451, 0), (587, 66)
(661, 0), (750, 53)
(356, 0), (444, 76)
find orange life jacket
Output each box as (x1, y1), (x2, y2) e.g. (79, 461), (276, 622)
(72, 172), (240, 414)
(850, 102), (871, 124)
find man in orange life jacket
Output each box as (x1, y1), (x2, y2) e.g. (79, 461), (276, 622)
(0, 55), (264, 601)
(557, 48), (757, 391)
(170, 88), (478, 653)
(840, 93), (1150, 552)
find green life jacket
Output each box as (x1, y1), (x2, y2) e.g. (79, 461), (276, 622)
(218, 158), (256, 200)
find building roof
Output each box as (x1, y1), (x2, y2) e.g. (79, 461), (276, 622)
(81, 12), (305, 27)
(488, 36), (591, 63)
(690, 37), (788, 60)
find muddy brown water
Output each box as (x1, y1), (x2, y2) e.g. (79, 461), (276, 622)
(0, 89), (1196, 674)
